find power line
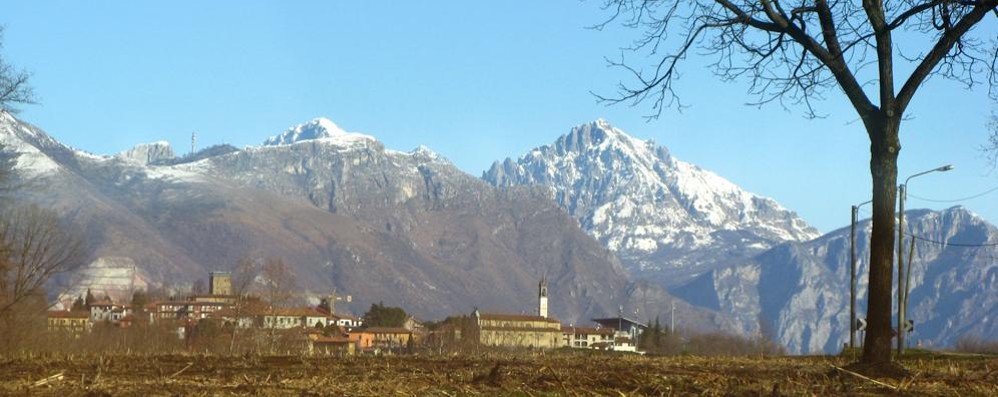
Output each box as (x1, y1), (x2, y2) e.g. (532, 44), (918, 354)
(907, 185), (998, 203)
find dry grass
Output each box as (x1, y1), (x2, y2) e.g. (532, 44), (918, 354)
(0, 351), (994, 396)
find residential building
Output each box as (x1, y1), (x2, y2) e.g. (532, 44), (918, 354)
(47, 310), (91, 336)
(592, 317), (648, 353)
(89, 300), (134, 326)
(261, 307), (331, 329)
(350, 327), (413, 351)
(88, 300), (116, 323)
(328, 313), (363, 329)
(153, 300), (230, 321)
(190, 294), (237, 305)
(402, 315), (426, 341)
(561, 325), (614, 349)
(308, 334), (355, 356)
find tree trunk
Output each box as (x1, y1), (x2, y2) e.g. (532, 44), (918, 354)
(861, 115), (900, 364)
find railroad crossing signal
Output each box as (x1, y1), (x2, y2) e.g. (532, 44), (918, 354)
(855, 318), (867, 332)
(902, 320), (914, 333)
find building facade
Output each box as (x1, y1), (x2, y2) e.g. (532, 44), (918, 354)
(47, 311), (91, 336)
(561, 325), (614, 349)
(475, 312), (561, 349)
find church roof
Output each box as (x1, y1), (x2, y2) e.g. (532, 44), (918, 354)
(479, 313), (560, 323)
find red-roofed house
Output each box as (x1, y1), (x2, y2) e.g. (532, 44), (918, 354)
(349, 327), (412, 352)
(308, 334), (356, 356)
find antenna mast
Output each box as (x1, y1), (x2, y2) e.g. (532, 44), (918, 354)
(191, 131), (197, 154)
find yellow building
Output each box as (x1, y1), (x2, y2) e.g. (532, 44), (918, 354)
(47, 310), (91, 337)
(475, 312), (561, 349)
(470, 278), (561, 349)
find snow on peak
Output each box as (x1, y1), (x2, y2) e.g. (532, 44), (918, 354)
(0, 112), (62, 176)
(263, 117), (375, 147)
(115, 141), (176, 165)
(412, 144), (433, 153)
(0, 110), (17, 126)
(484, 119), (820, 281)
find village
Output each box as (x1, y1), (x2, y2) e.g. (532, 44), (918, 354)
(45, 272), (648, 356)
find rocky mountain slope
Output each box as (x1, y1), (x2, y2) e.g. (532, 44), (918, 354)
(0, 113), (726, 328)
(484, 119), (819, 286)
(674, 206), (998, 353)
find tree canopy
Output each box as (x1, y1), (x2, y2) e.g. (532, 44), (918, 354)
(363, 302), (408, 328)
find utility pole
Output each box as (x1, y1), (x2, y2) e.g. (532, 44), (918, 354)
(850, 200), (871, 349)
(850, 205), (858, 349)
(897, 183), (906, 354)
(618, 305), (623, 339)
(897, 164), (952, 355)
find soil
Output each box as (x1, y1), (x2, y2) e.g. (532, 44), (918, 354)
(0, 351), (994, 396)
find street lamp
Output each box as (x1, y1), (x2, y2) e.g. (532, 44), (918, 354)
(850, 199), (872, 349)
(897, 164), (953, 354)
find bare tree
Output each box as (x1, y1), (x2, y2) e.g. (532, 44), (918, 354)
(595, 0), (997, 367)
(261, 257), (297, 349)
(987, 111), (998, 166)
(191, 278), (206, 295)
(228, 256), (260, 353)
(0, 27), (35, 114)
(0, 205), (85, 317)
(0, 205), (85, 355)
(231, 257), (259, 298)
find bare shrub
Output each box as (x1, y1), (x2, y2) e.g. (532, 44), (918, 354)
(683, 331), (785, 357)
(954, 335), (998, 355)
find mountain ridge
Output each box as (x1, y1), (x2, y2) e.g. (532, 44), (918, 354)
(483, 119), (820, 286)
(677, 205), (998, 353)
(0, 113), (728, 330)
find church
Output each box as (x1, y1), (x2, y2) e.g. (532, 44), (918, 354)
(473, 278), (562, 349)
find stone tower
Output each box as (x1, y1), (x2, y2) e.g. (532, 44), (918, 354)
(209, 271), (232, 296)
(538, 277), (549, 318)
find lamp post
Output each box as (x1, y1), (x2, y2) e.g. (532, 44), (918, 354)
(897, 164), (953, 354)
(850, 199), (872, 349)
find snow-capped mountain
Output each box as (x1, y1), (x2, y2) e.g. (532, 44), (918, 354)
(676, 206), (998, 353)
(263, 117), (375, 147)
(114, 141), (175, 165)
(484, 119), (819, 286)
(0, 113), (726, 328)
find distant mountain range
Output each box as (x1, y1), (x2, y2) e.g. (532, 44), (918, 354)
(484, 119), (820, 286)
(672, 206), (998, 353)
(482, 119), (998, 353)
(3, 112), (995, 352)
(0, 113), (724, 329)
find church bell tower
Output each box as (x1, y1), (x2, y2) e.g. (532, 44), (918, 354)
(538, 277), (549, 318)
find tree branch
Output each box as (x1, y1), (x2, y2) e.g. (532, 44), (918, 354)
(896, 0), (997, 113)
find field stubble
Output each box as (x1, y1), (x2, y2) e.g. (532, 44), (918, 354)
(0, 351), (995, 396)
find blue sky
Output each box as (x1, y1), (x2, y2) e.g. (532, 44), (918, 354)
(3, 1), (996, 232)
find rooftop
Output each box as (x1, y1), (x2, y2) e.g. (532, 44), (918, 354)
(355, 327), (412, 335)
(592, 317), (648, 329)
(312, 335), (352, 344)
(47, 310), (90, 319)
(561, 326), (614, 335)
(478, 313), (560, 324)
